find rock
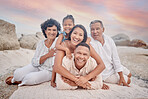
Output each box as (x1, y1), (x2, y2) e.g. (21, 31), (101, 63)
(19, 32), (45, 50)
(129, 39), (147, 48)
(0, 19), (20, 50)
(112, 34), (130, 46)
(36, 32), (45, 40)
(16, 33), (23, 40)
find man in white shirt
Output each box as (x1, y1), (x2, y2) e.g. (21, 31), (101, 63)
(89, 20), (131, 87)
(56, 42), (103, 90)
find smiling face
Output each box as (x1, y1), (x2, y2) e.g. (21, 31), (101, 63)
(74, 46), (90, 70)
(63, 19), (74, 34)
(70, 27), (84, 46)
(90, 22), (104, 40)
(45, 25), (58, 40)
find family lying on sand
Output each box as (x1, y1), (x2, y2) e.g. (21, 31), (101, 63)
(5, 15), (131, 90)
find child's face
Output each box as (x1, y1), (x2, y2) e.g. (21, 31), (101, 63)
(70, 27), (84, 46)
(45, 25), (57, 40)
(74, 46), (90, 69)
(63, 19), (74, 34)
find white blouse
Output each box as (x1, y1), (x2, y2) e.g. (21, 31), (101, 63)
(31, 37), (58, 71)
(90, 34), (123, 80)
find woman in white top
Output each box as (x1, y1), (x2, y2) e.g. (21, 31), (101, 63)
(52, 25), (108, 89)
(6, 18), (61, 86)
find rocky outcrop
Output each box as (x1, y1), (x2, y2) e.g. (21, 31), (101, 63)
(112, 34), (130, 46)
(19, 32), (45, 50)
(129, 39), (147, 48)
(0, 19), (20, 50)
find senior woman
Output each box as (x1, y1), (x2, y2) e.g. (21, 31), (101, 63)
(6, 18), (61, 86)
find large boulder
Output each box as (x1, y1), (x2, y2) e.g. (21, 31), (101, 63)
(112, 34), (130, 46)
(0, 19), (20, 50)
(129, 39), (147, 48)
(19, 32), (45, 50)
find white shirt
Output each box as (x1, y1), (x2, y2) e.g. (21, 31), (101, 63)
(90, 34), (123, 80)
(31, 37), (58, 71)
(56, 55), (103, 90)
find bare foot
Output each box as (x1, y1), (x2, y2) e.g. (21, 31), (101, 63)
(102, 83), (109, 90)
(127, 77), (131, 84)
(51, 81), (56, 88)
(128, 73), (132, 78)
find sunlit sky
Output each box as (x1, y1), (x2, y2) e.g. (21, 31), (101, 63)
(0, 0), (148, 42)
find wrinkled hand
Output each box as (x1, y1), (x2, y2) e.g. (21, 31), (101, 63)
(48, 48), (56, 57)
(51, 81), (56, 88)
(101, 83), (109, 90)
(81, 82), (91, 89)
(75, 76), (89, 86)
(65, 48), (72, 59)
(89, 76), (96, 81)
(61, 76), (77, 86)
(118, 77), (130, 87)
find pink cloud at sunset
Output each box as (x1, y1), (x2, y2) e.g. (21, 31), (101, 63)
(0, 0), (148, 42)
(102, 0), (148, 27)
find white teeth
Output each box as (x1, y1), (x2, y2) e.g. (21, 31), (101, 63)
(65, 29), (70, 31)
(73, 38), (79, 42)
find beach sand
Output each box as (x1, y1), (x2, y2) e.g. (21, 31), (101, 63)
(0, 46), (148, 99)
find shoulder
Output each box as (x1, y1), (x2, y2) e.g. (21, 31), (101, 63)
(62, 56), (73, 68)
(58, 34), (64, 38)
(89, 37), (100, 48)
(61, 40), (70, 47)
(86, 57), (97, 71)
(35, 39), (46, 51)
(88, 57), (97, 66)
(89, 36), (99, 44)
(54, 37), (59, 42)
(89, 57), (97, 63)
(104, 34), (114, 44)
(37, 39), (45, 46)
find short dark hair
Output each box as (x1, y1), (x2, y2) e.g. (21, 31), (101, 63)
(90, 20), (104, 28)
(41, 18), (61, 38)
(62, 15), (75, 24)
(68, 24), (87, 43)
(76, 42), (90, 51)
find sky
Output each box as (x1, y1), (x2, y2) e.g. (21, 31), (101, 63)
(0, 0), (148, 42)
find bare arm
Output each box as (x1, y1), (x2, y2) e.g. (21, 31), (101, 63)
(51, 70), (56, 87)
(55, 34), (72, 59)
(55, 34), (64, 50)
(86, 44), (105, 80)
(86, 37), (91, 45)
(53, 45), (78, 82)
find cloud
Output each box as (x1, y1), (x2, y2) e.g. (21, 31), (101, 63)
(0, 0), (147, 42)
(102, 0), (148, 28)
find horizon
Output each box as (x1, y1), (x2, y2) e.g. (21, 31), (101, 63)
(0, 0), (148, 42)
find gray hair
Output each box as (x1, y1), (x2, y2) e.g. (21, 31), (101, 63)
(89, 20), (104, 28)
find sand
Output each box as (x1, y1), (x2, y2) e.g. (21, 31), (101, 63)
(0, 46), (148, 99)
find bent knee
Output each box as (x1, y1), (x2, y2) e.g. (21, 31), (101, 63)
(13, 68), (25, 81)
